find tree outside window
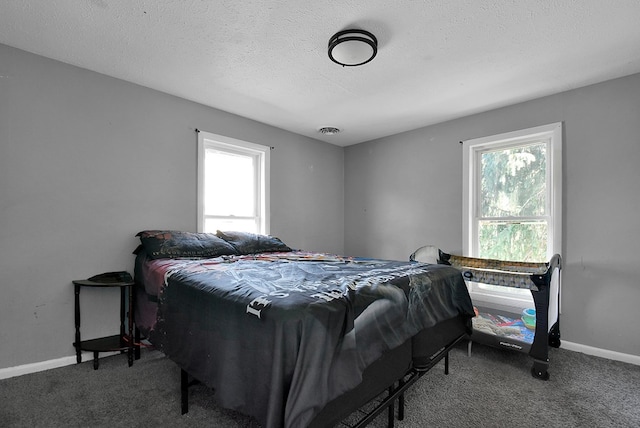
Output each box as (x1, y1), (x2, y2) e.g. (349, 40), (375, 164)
(462, 123), (562, 306)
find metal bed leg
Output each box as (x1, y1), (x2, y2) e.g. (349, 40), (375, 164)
(398, 378), (405, 421)
(387, 385), (395, 428)
(134, 327), (141, 360)
(444, 352), (449, 375)
(181, 369), (189, 414)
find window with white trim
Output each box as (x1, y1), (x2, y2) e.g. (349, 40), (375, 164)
(462, 123), (562, 308)
(197, 130), (270, 234)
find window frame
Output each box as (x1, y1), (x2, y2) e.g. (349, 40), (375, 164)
(196, 130), (270, 234)
(462, 122), (562, 307)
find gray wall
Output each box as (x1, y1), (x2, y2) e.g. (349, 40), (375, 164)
(0, 44), (344, 370)
(2, 40), (639, 371)
(345, 73), (640, 357)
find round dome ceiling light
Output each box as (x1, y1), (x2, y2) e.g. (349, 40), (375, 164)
(328, 29), (378, 67)
(318, 127), (341, 135)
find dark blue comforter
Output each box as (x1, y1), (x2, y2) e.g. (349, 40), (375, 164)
(149, 251), (473, 427)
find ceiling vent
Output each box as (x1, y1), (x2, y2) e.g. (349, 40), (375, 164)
(318, 127), (341, 135)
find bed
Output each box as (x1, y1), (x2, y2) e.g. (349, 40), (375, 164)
(133, 231), (475, 427)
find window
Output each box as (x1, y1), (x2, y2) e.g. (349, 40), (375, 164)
(197, 130), (270, 234)
(462, 123), (562, 308)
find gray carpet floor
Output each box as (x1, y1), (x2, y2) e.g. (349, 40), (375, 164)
(1, 343), (639, 427)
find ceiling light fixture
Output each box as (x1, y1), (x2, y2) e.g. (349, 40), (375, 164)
(318, 126), (340, 135)
(328, 29), (378, 67)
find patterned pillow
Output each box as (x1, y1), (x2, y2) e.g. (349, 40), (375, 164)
(136, 230), (238, 259)
(215, 230), (292, 255)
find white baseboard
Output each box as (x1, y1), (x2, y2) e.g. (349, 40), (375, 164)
(0, 351), (119, 380)
(561, 341), (640, 366)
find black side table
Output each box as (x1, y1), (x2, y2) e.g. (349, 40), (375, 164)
(73, 276), (137, 369)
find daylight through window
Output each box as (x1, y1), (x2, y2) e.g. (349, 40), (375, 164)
(197, 131), (270, 234)
(462, 123), (562, 307)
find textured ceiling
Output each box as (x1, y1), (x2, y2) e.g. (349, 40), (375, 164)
(2, 0), (640, 146)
